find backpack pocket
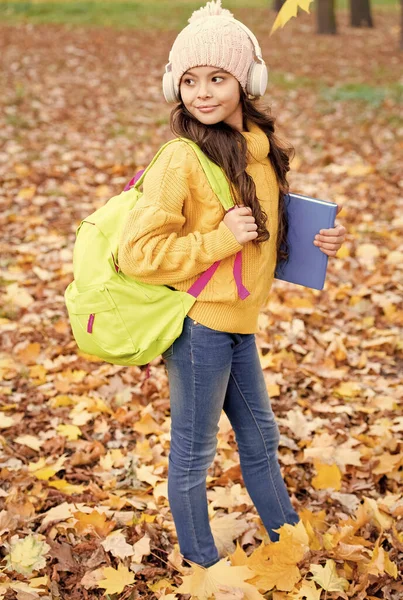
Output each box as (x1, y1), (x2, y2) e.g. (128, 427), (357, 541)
(66, 285), (136, 360)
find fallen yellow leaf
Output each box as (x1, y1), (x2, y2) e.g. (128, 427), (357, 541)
(310, 559), (349, 592)
(14, 435), (43, 451)
(347, 163), (374, 177)
(56, 424), (82, 441)
(356, 243), (380, 259)
(312, 462), (342, 491)
(15, 342), (41, 365)
(97, 564), (135, 595)
(176, 559), (265, 600)
(48, 479), (86, 495)
(73, 510), (116, 537)
(5, 534), (50, 576)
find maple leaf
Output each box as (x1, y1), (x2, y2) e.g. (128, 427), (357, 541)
(362, 497), (393, 530)
(176, 559), (265, 600)
(211, 512), (251, 557)
(230, 539), (257, 567)
(270, 0), (314, 34)
(81, 567), (107, 590)
(73, 510), (116, 537)
(153, 480), (169, 502)
(332, 541), (369, 562)
(56, 423), (82, 441)
(5, 534), (50, 576)
(215, 586), (245, 599)
(101, 530), (134, 559)
(207, 483), (252, 509)
(135, 463), (161, 486)
(0, 412), (15, 429)
(236, 524), (309, 593)
(97, 564), (135, 595)
(29, 575), (49, 589)
(365, 538), (398, 578)
(14, 434), (43, 451)
(39, 502), (77, 530)
(288, 579), (321, 600)
(28, 454), (67, 481)
(278, 410), (325, 440)
(133, 412), (161, 435)
(312, 462), (342, 491)
(48, 479), (86, 495)
(249, 559), (302, 592)
(310, 559), (349, 592)
(132, 533), (151, 563)
(3, 283), (34, 308)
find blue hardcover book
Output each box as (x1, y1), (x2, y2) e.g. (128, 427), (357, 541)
(275, 193), (338, 290)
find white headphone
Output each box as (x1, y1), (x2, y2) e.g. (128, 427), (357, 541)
(162, 18), (268, 104)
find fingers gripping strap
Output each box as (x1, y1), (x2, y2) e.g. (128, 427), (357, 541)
(129, 138), (249, 300)
(180, 140), (249, 299)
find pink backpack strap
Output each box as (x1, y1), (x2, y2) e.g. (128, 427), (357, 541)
(124, 175), (250, 300)
(187, 251), (250, 299)
(233, 251), (250, 299)
(187, 261), (221, 297)
(187, 206), (250, 299)
(124, 169), (145, 191)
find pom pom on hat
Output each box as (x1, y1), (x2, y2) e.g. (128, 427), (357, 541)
(188, 0), (234, 23)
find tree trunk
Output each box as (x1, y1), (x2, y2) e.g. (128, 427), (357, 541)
(317, 0), (337, 34)
(272, 0), (285, 11)
(350, 0), (374, 27)
(400, 0), (403, 50)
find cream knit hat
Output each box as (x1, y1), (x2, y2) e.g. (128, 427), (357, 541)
(169, 0), (255, 94)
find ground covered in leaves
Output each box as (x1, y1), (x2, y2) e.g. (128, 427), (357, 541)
(0, 7), (402, 600)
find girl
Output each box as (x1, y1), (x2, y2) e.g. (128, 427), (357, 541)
(119, 0), (346, 569)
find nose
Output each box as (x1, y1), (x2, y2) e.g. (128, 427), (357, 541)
(197, 81), (211, 99)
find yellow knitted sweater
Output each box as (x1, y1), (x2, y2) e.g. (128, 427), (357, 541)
(118, 121), (279, 334)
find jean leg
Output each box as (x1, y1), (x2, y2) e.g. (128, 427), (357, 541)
(164, 317), (234, 567)
(223, 334), (300, 541)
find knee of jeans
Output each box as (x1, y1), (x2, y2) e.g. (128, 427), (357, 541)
(267, 423), (280, 452)
(238, 423), (280, 458)
(169, 442), (217, 472)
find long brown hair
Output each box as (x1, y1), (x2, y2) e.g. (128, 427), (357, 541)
(170, 90), (294, 261)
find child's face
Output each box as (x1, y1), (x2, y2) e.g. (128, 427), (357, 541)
(179, 66), (243, 132)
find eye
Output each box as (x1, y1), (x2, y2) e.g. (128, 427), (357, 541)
(212, 76), (224, 83)
(182, 77), (194, 85)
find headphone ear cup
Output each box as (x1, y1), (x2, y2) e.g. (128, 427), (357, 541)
(163, 70), (179, 103)
(246, 62), (268, 97)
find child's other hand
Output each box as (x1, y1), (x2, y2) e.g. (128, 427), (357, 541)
(223, 206), (258, 245)
(314, 224), (346, 257)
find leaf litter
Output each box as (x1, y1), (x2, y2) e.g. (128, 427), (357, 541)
(0, 8), (402, 600)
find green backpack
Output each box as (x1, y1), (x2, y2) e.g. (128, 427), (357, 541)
(64, 138), (239, 367)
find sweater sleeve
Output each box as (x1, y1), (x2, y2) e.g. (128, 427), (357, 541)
(118, 141), (243, 286)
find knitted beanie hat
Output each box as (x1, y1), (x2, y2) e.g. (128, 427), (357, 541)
(169, 0), (255, 94)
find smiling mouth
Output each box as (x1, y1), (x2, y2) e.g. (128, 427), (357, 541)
(196, 105), (219, 111)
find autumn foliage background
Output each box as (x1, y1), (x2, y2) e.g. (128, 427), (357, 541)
(0, 1), (402, 599)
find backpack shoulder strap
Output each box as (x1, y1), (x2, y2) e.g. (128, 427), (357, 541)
(178, 138), (235, 211)
(131, 138), (181, 190)
(132, 137), (235, 212)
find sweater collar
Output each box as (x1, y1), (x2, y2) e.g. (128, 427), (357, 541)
(241, 120), (270, 164)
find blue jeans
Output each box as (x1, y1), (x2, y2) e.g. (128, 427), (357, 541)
(162, 316), (299, 569)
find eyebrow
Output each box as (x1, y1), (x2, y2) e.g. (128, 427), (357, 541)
(183, 69), (227, 77)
